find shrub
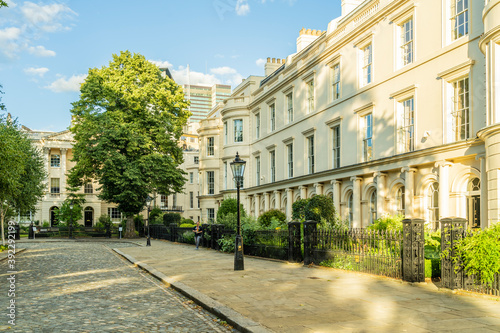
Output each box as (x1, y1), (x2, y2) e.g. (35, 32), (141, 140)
(258, 209), (286, 229)
(367, 214), (404, 232)
(425, 259), (441, 278)
(163, 213), (182, 226)
(304, 195), (336, 223)
(182, 231), (195, 244)
(149, 207), (163, 221)
(217, 198), (246, 221)
(181, 218), (194, 225)
(445, 223), (500, 286)
(292, 198), (309, 221)
(218, 212), (237, 230)
(180, 223), (195, 228)
(42, 221), (50, 228)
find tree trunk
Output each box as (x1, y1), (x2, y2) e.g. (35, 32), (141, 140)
(0, 206), (5, 246)
(124, 215), (137, 238)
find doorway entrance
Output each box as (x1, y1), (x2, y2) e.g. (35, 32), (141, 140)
(467, 178), (481, 229)
(84, 207), (94, 227)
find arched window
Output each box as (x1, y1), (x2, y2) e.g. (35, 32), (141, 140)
(347, 192), (353, 227)
(369, 190), (377, 224)
(427, 182), (439, 231)
(49, 206), (59, 226)
(467, 177), (481, 228)
(396, 186), (405, 216)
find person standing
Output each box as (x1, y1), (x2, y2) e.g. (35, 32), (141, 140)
(193, 221), (203, 249)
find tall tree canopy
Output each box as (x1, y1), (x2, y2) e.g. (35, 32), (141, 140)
(0, 117), (45, 245)
(68, 51), (190, 237)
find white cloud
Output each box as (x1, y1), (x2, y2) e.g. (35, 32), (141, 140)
(21, 2), (76, 32)
(45, 74), (87, 93)
(24, 66), (49, 77)
(210, 66), (238, 75)
(149, 60), (173, 69)
(5, 0), (17, 7)
(235, 0), (250, 16)
(0, 27), (21, 40)
(256, 58), (266, 67)
(28, 45), (56, 57)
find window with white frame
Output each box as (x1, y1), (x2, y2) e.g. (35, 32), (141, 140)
(332, 125), (341, 168)
(396, 186), (405, 216)
(189, 172), (194, 184)
(347, 192), (353, 226)
(369, 190), (377, 224)
(287, 143), (293, 178)
(255, 113), (260, 139)
(207, 171), (214, 194)
(84, 182), (93, 194)
(332, 63), (341, 101)
(361, 43), (373, 86)
(207, 208), (215, 222)
(270, 104), (276, 131)
(400, 18), (414, 66)
(286, 92), (293, 123)
(207, 137), (214, 156)
(224, 122), (228, 144)
(452, 77), (470, 141)
(51, 154), (60, 168)
(194, 156), (199, 164)
(161, 194), (168, 208)
(451, 0), (469, 40)
(307, 79), (314, 113)
(362, 113), (373, 162)
(234, 119), (243, 142)
(255, 156), (261, 186)
(307, 135), (314, 174)
(108, 207), (121, 221)
(190, 192), (194, 209)
(397, 97), (415, 153)
(270, 150), (276, 183)
(50, 178), (60, 194)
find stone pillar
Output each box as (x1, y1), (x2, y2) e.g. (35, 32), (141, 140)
(401, 167), (417, 218)
(299, 185), (307, 199)
(60, 148), (67, 196)
(43, 147), (51, 173)
(255, 194), (261, 218)
(264, 192), (270, 212)
(274, 190), (282, 211)
(478, 124), (500, 227)
(477, 154), (488, 229)
(435, 161), (452, 219)
(331, 180), (341, 213)
(374, 172), (386, 218)
(350, 177), (362, 228)
(246, 196), (252, 216)
(286, 188), (293, 220)
(314, 183), (323, 196)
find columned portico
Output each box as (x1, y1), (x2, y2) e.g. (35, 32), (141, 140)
(350, 177), (362, 228)
(401, 167), (417, 218)
(274, 190), (282, 211)
(435, 161), (452, 219)
(314, 183), (323, 196)
(286, 188), (293, 220)
(331, 180), (341, 213)
(374, 172), (386, 219)
(60, 148), (67, 195)
(254, 194), (261, 218)
(264, 192), (270, 212)
(299, 185), (307, 199)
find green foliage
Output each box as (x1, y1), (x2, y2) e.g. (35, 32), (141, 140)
(42, 221), (50, 228)
(218, 235), (235, 253)
(292, 198), (309, 221)
(68, 51), (190, 237)
(367, 214), (404, 232)
(181, 218), (194, 225)
(424, 229), (441, 259)
(0, 1), (7, 9)
(149, 207), (163, 220)
(0, 84), (5, 111)
(217, 212), (237, 230)
(216, 215), (259, 252)
(163, 213), (181, 226)
(258, 209), (286, 229)
(425, 259), (441, 278)
(55, 200), (83, 226)
(0, 116), (45, 244)
(304, 195), (336, 223)
(446, 224), (500, 286)
(182, 231), (195, 244)
(179, 223), (195, 228)
(217, 198), (246, 221)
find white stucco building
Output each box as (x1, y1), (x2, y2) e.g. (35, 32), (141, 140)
(197, 0), (500, 230)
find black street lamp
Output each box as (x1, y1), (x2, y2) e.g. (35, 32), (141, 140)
(230, 152), (246, 271)
(68, 199), (74, 239)
(146, 196), (152, 246)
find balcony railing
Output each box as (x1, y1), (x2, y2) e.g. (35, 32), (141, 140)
(160, 206), (183, 212)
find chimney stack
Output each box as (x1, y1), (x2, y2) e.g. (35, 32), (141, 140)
(264, 57), (285, 76)
(296, 28), (325, 53)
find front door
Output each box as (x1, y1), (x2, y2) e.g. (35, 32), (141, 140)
(84, 210), (93, 227)
(470, 195), (480, 229)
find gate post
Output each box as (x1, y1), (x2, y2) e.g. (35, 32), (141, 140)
(402, 218), (425, 282)
(303, 220), (319, 265)
(169, 223), (177, 242)
(441, 217), (467, 289)
(202, 223), (209, 248)
(288, 221), (302, 262)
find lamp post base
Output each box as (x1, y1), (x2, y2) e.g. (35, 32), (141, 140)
(147, 236), (151, 246)
(234, 235), (244, 271)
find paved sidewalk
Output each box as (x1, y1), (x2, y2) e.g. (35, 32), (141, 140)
(116, 240), (500, 333)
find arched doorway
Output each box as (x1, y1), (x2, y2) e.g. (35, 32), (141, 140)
(467, 178), (480, 229)
(427, 182), (439, 231)
(50, 206), (59, 226)
(84, 207), (94, 227)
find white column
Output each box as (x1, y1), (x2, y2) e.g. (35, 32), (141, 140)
(274, 190), (282, 211)
(435, 161), (452, 219)
(401, 167), (417, 218)
(286, 188), (293, 220)
(255, 194), (261, 218)
(477, 155), (488, 229)
(43, 147), (51, 173)
(314, 183), (323, 196)
(299, 185), (307, 199)
(374, 172), (386, 219)
(331, 180), (341, 213)
(350, 177), (362, 228)
(264, 192), (270, 212)
(246, 196), (252, 216)
(60, 148), (67, 196)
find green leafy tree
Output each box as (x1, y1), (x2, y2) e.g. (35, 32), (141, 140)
(0, 117), (45, 245)
(68, 51), (190, 238)
(291, 198), (309, 221)
(216, 198), (246, 222)
(0, 1), (7, 8)
(0, 84), (6, 112)
(304, 195), (336, 223)
(55, 185), (85, 226)
(258, 209), (286, 229)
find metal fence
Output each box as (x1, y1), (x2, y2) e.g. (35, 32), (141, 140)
(244, 229), (289, 261)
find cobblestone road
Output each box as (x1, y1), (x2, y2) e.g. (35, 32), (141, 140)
(0, 241), (236, 332)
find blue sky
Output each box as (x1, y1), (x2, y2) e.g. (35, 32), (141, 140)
(0, 0), (341, 132)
